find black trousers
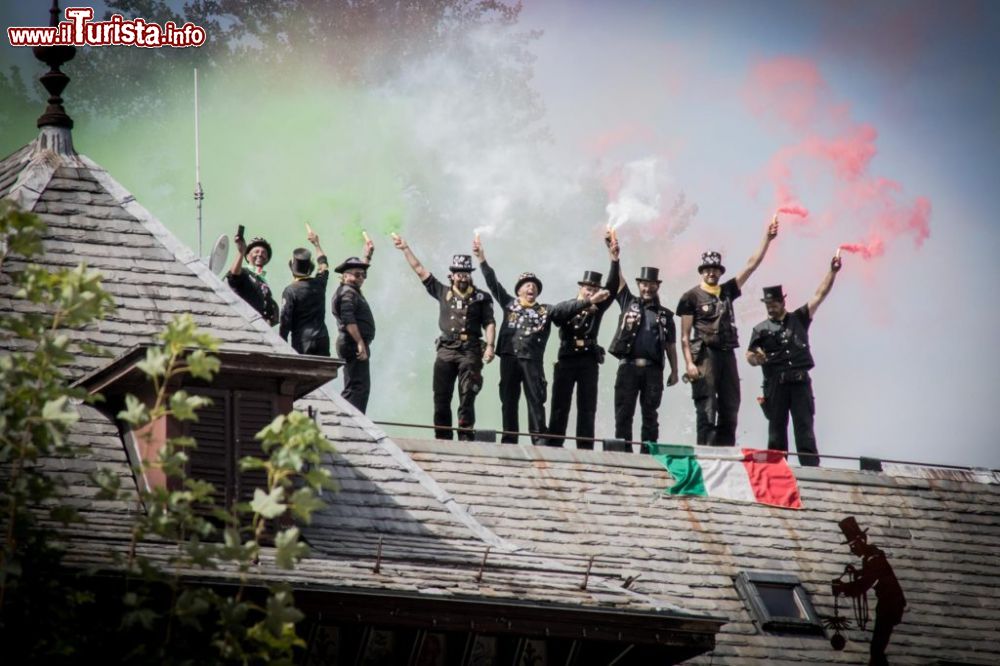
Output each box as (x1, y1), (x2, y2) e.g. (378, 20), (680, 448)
(432, 346), (484, 441)
(764, 375), (820, 466)
(337, 336), (370, 414)
(548, 355), (600, 448)
(614, 362), (664, 444)
(499, 355), (547, 445)
(869, 604), (904, 666)
(691, 347), (740, 446)
(295, 332), (330, 357)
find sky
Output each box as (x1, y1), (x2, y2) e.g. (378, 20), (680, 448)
(2, 1), (998, 470)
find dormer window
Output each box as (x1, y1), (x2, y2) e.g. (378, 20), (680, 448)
(734, 571), (823, 634)
(76, 345), (341, 508)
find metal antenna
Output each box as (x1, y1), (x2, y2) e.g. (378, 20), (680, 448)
(193, 68), (204, 257)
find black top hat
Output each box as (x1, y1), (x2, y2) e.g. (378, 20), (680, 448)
(636, 266), (661, 283)
(515, 272), (543, 295)
(761, 285), (786, 302)
(578, 270), (603, 287)
(450, 254), (475, 273)
(334, 256), (369, 274)
(838, 516), (869, 544)
(698, 251), (725, 274)
(245, 236), (272, 264)
(289, 248), (315, 277)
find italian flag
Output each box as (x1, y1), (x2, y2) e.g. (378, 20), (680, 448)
(648, 444), (802, 509)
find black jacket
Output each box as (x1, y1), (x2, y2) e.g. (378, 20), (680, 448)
(608, 266), (676, 367)
(332, 283), (375, 344)
(551, 260), (619, 359)
(279, 257), (330, 354)
(422, 274), (495, 349)
(226, 268), (279, 326)
(481, 261), (588, 361)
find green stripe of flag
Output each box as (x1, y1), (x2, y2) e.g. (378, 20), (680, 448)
(647, 443), (706, 496)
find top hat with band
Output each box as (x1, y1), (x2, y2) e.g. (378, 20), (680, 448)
(289, 248), (315, 277)
(636, 266), (661, 284)
(450, 254), (475, 273)
(761, 285), (787, 302)
(578, 270), (603, 287)
(838, 516), (869, 544)
(698, 251), (725, 275)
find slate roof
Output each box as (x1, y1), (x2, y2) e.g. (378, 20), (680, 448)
(4, 124), (999, 664)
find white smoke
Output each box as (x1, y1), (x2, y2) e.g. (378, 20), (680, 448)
(606, 157), (665, 229)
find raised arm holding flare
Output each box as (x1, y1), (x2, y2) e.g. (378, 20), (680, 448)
(546, 237), (615, 448)
(279, 227), (331, 355)
(606, 231), (678, 447)
(746, 252), (842, 466)
(394, 233), (496, 441)
(474, 236), (592, 445)
(677, 215), (778, 446)
(735, 215), (780, 289)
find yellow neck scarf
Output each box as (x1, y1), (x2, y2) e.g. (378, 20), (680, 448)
(518, 297), (536, 308)
(699, 281), (721, 297)
(451, 284), (474, 300)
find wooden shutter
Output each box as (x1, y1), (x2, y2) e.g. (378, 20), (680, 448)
(185, 387), (233, 508)
(233, 390), (277, 506)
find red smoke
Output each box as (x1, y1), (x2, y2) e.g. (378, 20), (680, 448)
(777, 204), (809, 218)
(839, 238), (884, 259)
(747, 57), (931, 260)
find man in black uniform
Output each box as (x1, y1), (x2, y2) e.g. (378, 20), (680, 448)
(393, 234), (497, 441)
(605, 232), (679, 445)
(473, 237), (605, 445)
(547, 252), (615, 448)
(331, 236), (375, 413)
(677, 217), (779, 446)
(226, 234), (279, 326)
(279, 229), (330, 356)
(746, 252), (841, 466)
(832, 517), (906, 666)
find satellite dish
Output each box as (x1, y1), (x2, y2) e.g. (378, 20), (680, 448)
(208, 234), (229, 274)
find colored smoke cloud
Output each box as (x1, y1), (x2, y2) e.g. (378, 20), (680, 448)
(603, 157), (698, 238)
(606, 158), (663, 229)
(747, 57), (931, 259)
(777, 204), (809, 218)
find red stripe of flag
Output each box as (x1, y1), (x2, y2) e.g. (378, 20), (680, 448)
(741, 448), (802, 509)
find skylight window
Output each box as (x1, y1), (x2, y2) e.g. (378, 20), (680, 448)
(735, 571), (823, 634)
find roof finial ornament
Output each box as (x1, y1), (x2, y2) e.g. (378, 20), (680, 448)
(33, 0), (76, 129)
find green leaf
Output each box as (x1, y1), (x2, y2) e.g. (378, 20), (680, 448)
(169, 390), (211, 422)
(250, 487), (287, 519)
(91, 468), (122, 500)
(260, 584), (305, 636)
(117, 393), (150, 427)
(274, 527), (310, 569)
(185, 348), (220, 381)
(136, 346), (170, 379)
(175, 587), (213, 629)
(238, 456), (268, 472)
(223, 526), (241, 549)
(304, 467), (337, 492)
(288, 487), (326, 523)
(42, 395), (78, 427)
